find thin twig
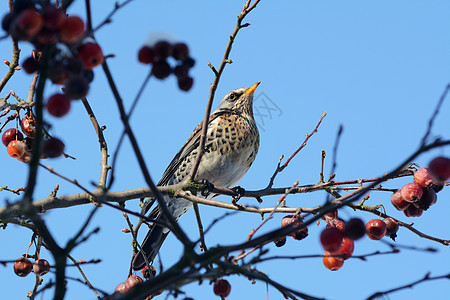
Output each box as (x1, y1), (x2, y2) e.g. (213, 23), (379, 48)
(366, 272), (450, 300)
(67, 254), (100, 298)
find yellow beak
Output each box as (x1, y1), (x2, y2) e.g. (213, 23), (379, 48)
(244, 81), (261, 95)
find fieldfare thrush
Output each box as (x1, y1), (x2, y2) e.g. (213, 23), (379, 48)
(132, 81), (261, 270)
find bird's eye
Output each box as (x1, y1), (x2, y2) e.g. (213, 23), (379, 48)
(229, 93), (237, 101)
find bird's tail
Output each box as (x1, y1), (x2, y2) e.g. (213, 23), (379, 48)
(132, 213), (169, 271)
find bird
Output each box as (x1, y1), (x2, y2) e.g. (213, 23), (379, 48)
(132, 82), (261, 270)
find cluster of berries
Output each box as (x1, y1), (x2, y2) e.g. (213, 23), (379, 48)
(14, 257), (50, 277)
(2, 115), (65, 162)
(138, 41), (195, 91)
(390, 157), (450, 217)
(274, 214), (308, 247)
(2, 2), (104, 114)
(318, 213), (399, 271)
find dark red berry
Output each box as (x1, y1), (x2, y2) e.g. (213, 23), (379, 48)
(403, 204), (423, 217)
(14, 257), (33, 277)
(365, 219), (387, 240)
(46, 93), (71, 117)
(2, 12), (15, 32)
(172, 42), (189, 60)
(42, 6), (64, 31)
(320, 227), (344, 252)
(213, 279), (231, 297)
(178, 76), (194, 91)
(64, 76), (89, 99)
(383, 217), (399, 240)
(41, 137), (65, 158)
(401, 182), (423, 203)
(22, 56), (40, 74)
(48, 59), (69, 84)
(153, 40), (172, 60)
(414, 188), (437, 211)
(173, 64), (189, 78)
(428, 156), (450, 182)
(33, 259), (50, 276)
(344, 218), (365, 240)
(77, 42), (104, 70)
(152, 60), (171, 79)
(2, 128), (24, 146)
(138, 46), (154, 64)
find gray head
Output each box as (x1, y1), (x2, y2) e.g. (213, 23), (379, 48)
(215, 82), (261, 115)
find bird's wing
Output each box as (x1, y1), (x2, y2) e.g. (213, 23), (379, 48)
(157, 110), (232, 186)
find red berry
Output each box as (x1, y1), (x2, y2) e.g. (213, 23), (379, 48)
(383, 217), (399, 240)
(125, 275), (143, 289)
(114, 282), (128, 294)
(344, 218), (366, 240)
(42, 6), (65, 31)
(172, 42), (189, 60)
(178, 76), (194, 91)
(59, 16), (85, 44)
(13, 9), (43, 39)
(7, 140), (27, 159)
(213, 279), (231, 297)
(41, 137), (65, 158)
(152, 60), (171, 79)
(330, 237), (354, 261)
(322, 251), (344, 271)
(320, 227), (344, 252)
(20, 115), (36, 137)
(414, 168), (434, 188)
(2, 128), (24, 146)
(14, 257), (33, 277)
(64, 76), (89, 99)
(33, 259), (50, 276)
(390, 189), (410, 211)
(366, 219), (387, 240)
(77, 42), (104, 70)
(400, 182), (423, 203)
(153, 40), (172, 60)
(403, 204), (423, 217)
(138, 46), (154, 64)
(428, 156), (450, 182)
(46, 93), (71, 117)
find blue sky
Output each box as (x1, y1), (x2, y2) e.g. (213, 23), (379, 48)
(1, 1), (450, 299)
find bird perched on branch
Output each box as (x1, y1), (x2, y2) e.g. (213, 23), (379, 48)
(132, 82), (261, 270)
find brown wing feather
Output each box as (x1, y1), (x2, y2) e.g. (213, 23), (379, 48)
(157, 110), (232, 186)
